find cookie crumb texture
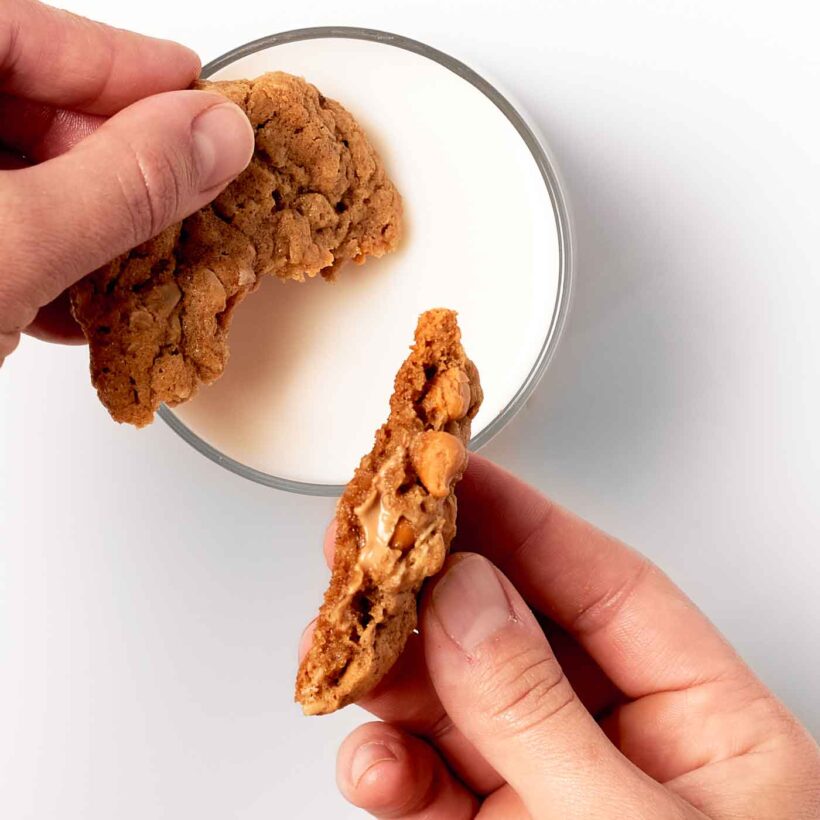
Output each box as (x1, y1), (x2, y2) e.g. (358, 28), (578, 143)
(70, 72), (403, 426)
(296, 309), (483, 715)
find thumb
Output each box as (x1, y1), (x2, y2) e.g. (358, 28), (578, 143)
(421, 554), (692, 820)
(0, 89), (254, 352)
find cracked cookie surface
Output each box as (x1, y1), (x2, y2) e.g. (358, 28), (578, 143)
(296, 309), (483, 715)
(70, 72), (403, 426)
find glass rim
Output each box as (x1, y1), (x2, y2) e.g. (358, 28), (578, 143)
(159, 25), (574, 497)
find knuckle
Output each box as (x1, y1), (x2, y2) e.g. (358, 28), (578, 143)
(738, 684), (806, 745)
(570, 557), (655, 637)
(0, 189), (52, 329)
(114, 139), (187, 244)
(0, 329), (21, 362)
(427, 710), (456, 742)
(0, 13), (22, 80)
(478, 644), (576, 737)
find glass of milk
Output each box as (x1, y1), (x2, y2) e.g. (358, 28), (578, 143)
(160, 27), (573, 495)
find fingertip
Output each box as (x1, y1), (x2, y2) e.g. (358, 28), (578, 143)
(454, 455), (553, 562)
(144, 36), (202, 86)
(0, 330), (21, 363)
(337, 722), (478, 817)
(178, 43), (202, 81)
(337, 723), (408, 811)
(323, 519), (337, 568)
(298, 618), (318, 662)
(460, 451), (501, 488)
(460, 452), (537, 498)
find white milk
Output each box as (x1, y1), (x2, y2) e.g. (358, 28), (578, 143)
(172, 37), (561, 487)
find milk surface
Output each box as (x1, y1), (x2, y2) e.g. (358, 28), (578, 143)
(172, 37), (560, 486)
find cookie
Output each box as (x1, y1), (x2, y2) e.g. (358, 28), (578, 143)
(70, 72), (403, 426)
(296, 309), (483, 715)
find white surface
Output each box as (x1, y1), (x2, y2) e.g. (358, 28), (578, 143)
(173, 36), (558, 485)
(1, 1), (819, 818)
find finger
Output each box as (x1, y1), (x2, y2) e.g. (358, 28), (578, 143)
(360, 633), (503, 795)
(0, 326), (20, 362)
(319, 518), (502, 792)
(298, 619), (318, 661)
(336, 722), (478, 820)
(456, 456), (746, 699)
(0, 0), (200, 114)
(478, 785), (532, 819)
(0, 94), (105, 160)
(362, 625), (620, 788)
(457, 459), (795, 795)
(0, 90), (254, 351)
(422, 553), (692, 819)
(322, 518), (336, 567)
(1, 97), (103, 349)
(319, 517), (619, 788)
(599, 676), (789, 785)
(24, 290), (85, 344)
(299, 613), (501, 794)
(538, 617), (623, 720)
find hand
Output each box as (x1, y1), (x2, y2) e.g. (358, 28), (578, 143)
(0, 0), (254, 364)
(301, 455), (820, 819)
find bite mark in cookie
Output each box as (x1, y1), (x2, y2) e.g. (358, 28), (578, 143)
(70, 72), (403, 426)
(296, 309), (483, 715)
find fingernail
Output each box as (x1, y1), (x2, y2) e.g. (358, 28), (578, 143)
(432, 555), (513, 654)
(350, 742), (397, 787)
(192, 103), (254, 190)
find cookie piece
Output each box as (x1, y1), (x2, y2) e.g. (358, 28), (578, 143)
(296, 309), (483, 715)
(70, 72), (403, 426)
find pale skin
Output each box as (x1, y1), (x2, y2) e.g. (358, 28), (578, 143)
(2, 4), (819, 818)
(301, 456), (820, 819)
(0, 0), (254, 362)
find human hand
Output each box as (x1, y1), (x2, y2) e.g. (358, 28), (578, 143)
(0, 0), (254, 364)
(301, 455), (820, 818)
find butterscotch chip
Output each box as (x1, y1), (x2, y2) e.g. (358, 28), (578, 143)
(422, 368), (472, 425)
(390, 518), (416, 551)
(411, 431), (467, 498)
(295, 309), (483, 715)
(70, 72), (403, 426)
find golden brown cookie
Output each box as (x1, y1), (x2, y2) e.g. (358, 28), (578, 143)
(296, 309), (483, 715)
(70, 72), (403, 426)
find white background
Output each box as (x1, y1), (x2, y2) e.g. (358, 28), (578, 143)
(1, 1), (818, 818)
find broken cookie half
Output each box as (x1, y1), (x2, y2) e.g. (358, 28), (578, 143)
(296, 309), (483, 715)
(70, 72), (403, 427)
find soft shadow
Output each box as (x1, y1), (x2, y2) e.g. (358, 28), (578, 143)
(484, 116), (697, 521)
